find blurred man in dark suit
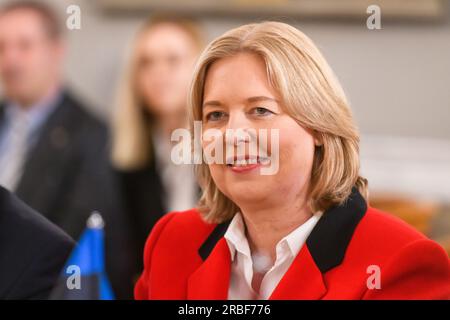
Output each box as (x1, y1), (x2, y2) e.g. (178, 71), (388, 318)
(0, 1), (137, 298)
(0, 185), (74, 299)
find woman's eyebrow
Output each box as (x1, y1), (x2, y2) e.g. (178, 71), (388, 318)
(203, 96), (278, 108)
(247, 96), (279, 103)
(202, 100), (222, 108)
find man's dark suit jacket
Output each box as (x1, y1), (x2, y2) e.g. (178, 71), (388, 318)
(0, 90), (137, 299)
(0, 185), (74, 299)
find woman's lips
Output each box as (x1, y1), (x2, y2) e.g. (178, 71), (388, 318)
(225, 156), (269, 173)
(228, 162), (261, 173)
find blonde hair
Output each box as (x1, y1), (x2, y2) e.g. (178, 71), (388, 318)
(189, 21), (368, 223)
(112, 16), (204, 170)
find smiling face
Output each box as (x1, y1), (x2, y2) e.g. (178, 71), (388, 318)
(202, 52), (317, 208)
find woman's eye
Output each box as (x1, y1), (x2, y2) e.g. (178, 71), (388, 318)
(205, 111), (226, 121)
(252, 107), (274, 116)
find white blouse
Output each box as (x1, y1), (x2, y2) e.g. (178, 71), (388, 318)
(224, 211), (322, 300)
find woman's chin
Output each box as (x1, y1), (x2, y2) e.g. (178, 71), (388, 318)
(227, 183), (271, 205)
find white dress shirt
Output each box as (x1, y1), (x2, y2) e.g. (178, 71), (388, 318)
(224, 211), (322, 300)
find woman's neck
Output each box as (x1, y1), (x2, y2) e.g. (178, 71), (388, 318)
(240, 194), (312, 265)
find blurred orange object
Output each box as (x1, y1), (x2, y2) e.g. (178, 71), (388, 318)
(369, 194), (438, 236)
(434, 235), (450, 256)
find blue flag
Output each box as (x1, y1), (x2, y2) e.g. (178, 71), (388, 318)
(50, 212), (114, 300)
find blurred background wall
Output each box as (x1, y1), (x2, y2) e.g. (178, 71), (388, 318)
(1, 1), (444, 139)
(1, 0), (449, 244)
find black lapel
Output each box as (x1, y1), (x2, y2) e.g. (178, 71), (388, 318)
(197, 187), (367, 268)
(306, 187), (367, 273)
(198, 219), (232, 261)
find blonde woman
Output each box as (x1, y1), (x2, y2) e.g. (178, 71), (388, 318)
(112, 17), (204, 273)
(135, 22), (450, 300)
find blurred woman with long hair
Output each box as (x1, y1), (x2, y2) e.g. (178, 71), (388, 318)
(112, 16), (203, 273)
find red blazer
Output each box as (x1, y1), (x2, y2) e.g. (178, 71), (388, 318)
(135, 190), (450, 300)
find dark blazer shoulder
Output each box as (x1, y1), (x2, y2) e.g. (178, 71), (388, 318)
(57, 91), (108, 138)
(0, 186), (75, 299)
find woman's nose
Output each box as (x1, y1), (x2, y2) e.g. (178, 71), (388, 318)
(225, 111), (250, 130)
(224, 112), (253, 146)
